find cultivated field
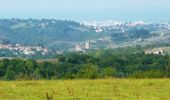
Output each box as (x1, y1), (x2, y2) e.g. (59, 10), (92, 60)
(0, 79), (170, 100)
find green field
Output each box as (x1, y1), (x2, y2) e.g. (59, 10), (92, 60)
(0, 79), (170, 100)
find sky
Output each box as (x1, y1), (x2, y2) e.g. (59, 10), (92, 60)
(0, 0), (169, 21)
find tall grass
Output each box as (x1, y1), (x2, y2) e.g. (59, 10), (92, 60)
(0, 79), (169, 100)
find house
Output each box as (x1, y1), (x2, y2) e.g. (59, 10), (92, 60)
(145, 48), (165, 55)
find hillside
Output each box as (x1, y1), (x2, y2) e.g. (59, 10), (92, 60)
(0, 19), (170, 52)
(0, 19), (104, 50)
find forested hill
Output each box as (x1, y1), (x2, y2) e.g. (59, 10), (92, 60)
(1, 19), (170, 51)
(0, 19), (103, 50)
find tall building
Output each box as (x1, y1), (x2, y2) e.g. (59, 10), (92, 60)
(85, 42), (90, 49)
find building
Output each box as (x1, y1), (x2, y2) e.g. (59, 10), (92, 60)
(145, 48), (165, 55)
(75, 45), (82, 51)
(23, 50), (35, 55)
(85, 42), (90, 50)
(75, 45), (85, 52)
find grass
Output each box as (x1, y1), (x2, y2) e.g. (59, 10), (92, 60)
(36, 59), (58, 64)
(0, 79), (170, 100)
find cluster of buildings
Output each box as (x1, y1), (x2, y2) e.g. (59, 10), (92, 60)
(83, 20), (170, 28)
(0, 44), (49, 55)
(75, 42), (90, 52)
(145, 48), (165, 55)
(83, 20), (170, 33)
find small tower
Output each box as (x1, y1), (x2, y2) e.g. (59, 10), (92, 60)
(85, 42), (90, 50)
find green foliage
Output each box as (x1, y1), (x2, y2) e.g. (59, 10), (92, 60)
(101, 67), (117, 78)
(131, 70), (166, 78)
(1, 79), (170, 100)
(110, 27), (151, 42)
(80, 64), (99, 79)
(0, 47), (170, 80)
(0, 19), (104, 50)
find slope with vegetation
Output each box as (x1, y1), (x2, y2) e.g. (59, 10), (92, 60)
(0, 19), (104, 50)
(1, 19), (170, 52)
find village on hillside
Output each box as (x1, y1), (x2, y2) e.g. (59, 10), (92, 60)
(0, 43), (49, 56)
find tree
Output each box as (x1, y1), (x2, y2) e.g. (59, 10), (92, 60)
(101, 67), (117, 78)
(4, 65), (16, 80)
(80, 64), (99, 79)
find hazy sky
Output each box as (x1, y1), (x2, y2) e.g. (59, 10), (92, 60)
(0, 0), (169, 21)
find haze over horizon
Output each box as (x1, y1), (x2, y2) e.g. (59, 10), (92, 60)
(0, 0), (169, 22)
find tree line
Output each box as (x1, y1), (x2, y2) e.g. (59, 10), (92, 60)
(0, 47), (170, 80)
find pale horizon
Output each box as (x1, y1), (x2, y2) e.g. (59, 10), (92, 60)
(0, 0), (169, 21)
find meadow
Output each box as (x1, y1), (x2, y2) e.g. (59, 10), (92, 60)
(0, 79), (170, 100)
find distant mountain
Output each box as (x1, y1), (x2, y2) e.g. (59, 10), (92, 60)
(0, 19), (104, 50)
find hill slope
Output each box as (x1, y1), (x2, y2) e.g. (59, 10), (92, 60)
(0, 19), (104, 50)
